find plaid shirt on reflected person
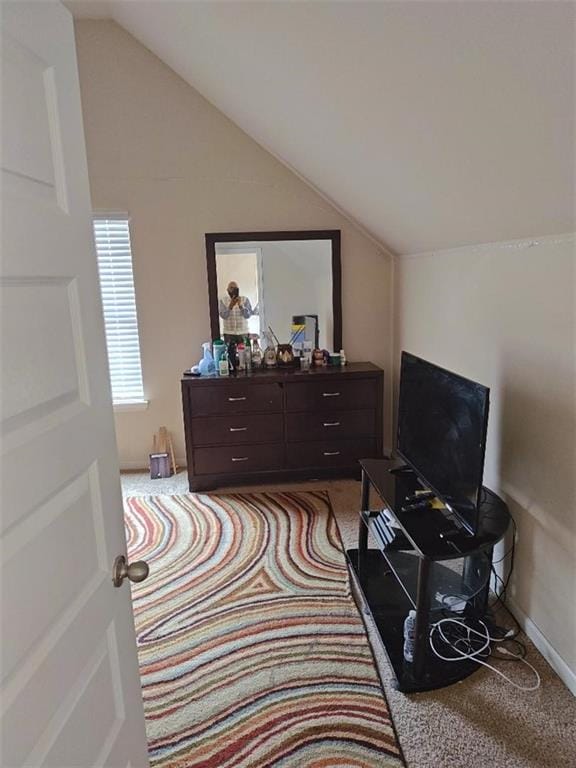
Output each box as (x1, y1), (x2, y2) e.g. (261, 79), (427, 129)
(218, 296), (254, 336)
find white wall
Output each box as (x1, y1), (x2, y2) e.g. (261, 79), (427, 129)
(395, 233), (576, 691)
(259, 241), (333, 350)
(74, 20), (395, 468)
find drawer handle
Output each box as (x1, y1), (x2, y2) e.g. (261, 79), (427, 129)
(323, 421), (341, 427)
(231, 456), (249, 462)
(323, 450), (341, 456)
(228, 396), (247, 402)
(322, 392), (341, 397)
(229, 427), (248, 432)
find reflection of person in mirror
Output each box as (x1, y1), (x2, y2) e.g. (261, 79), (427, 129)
(218, 281), (257, 343)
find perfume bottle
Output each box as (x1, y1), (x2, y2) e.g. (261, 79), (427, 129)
(244, 336), (252, 373)
(251, 337), (263, 368)
(263, 338), (277, 367)
(237, 342), (246, 372)
(227, 341), (238, 374)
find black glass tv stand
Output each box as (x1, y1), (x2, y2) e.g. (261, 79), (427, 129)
(347, 458), (510, 692)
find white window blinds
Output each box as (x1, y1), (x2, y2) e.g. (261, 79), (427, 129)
(93, 216), (145, 404)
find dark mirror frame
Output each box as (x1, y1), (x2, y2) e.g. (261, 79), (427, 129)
(205, 230), (342, 350)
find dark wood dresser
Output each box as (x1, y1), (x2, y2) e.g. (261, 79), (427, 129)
(181, 362), (383, 491)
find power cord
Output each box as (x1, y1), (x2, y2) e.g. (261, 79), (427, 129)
(488, 515), (523, 641)
(428, 509), (536, 687)
(491, 514), (517, 599)
(429, 617), (540, 691)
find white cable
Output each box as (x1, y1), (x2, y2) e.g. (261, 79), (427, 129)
(429, 618), (541, 691)
(433, 617), (505, 654)
(431, 619), (491, 660)
(465, 650), (541, 692)
(430, 618), (491, 661)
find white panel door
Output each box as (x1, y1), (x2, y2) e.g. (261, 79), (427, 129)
(0, 2), (150, 766)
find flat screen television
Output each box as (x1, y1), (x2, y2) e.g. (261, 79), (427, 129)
(397, 352), (490, 534)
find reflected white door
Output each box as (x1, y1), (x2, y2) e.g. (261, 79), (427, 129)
(0, 2), (149, 766)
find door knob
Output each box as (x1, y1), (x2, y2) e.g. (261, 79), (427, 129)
(112, 555), (149, 587)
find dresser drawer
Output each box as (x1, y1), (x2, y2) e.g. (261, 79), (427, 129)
(187, 382), (282, 416)
(191, 413), (283, 447)
(287, 409), (375, 442)
(287, 438), (376, 469)
(193, 443), (284, 475)
(286, 379), (377, 412)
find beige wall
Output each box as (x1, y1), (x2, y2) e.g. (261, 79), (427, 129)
(259, 241), (333, 350)
(395, 234), (576, 689)
(74, 20), (394, 468)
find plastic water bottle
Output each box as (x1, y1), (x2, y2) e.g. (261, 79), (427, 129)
(403, 609), (416, 662)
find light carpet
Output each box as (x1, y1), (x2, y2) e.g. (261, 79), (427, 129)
(125, 490), (405, 768)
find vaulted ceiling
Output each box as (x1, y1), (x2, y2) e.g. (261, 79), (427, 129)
(67, 1), (575, 255)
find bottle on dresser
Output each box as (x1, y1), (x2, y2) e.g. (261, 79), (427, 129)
(237, 342), (246, 371)
(244, 336), (252, 373)
(251, 337), (263, 368)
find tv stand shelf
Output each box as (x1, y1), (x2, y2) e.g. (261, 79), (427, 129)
(360, 459), (509, 558)
(347, 458), (510, 692)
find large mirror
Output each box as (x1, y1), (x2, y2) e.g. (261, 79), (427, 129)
(206, 230), (342, 351)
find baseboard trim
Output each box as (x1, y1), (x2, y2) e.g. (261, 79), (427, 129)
(120, 458), (187, 472)
(508, 597), (576, 697)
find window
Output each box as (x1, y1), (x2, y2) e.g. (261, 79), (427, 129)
(93, 215), (145, 406)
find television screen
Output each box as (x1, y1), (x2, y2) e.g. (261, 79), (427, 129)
(397, 352), (490, 533)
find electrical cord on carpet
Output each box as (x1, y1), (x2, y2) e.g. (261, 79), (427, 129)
(428, 617), (540, 691)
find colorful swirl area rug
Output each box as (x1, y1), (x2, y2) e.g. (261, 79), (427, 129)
(125, 491), (405, 768)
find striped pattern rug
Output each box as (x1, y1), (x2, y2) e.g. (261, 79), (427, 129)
(125, 491), (404, 768)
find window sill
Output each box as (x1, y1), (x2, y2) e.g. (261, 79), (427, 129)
(113, 400), (149, 413)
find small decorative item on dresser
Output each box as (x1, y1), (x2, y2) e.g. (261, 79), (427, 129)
(263, 334), (277, 367)
(329, 352), (341, 366)
(251, 337), (263, 368)
(312, 348), (324, 367)
(276, 344), (294, 367)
